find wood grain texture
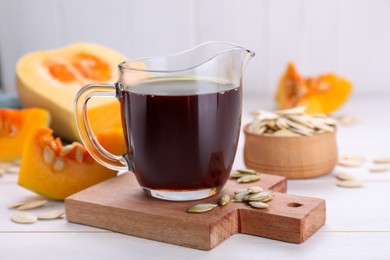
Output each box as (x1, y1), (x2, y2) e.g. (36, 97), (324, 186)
(65, 172), (325, 250)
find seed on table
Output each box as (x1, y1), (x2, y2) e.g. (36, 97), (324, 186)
(218, 195), (230, 206)
(187, 204), (217, 213)
(17, 199), (48, 210)
(336, 180), (365, 188)
(338, 159), (363, 167)
(37, 210), (65, 220)
(369, 165), (389, 173)
(11, 212), (37, 224)
(335, 172), (356, 181)
(249, 201), (269, 209)
(237, 175), (260, 183)
(230, 173), (249, 179)
(373, 157), (390, 164)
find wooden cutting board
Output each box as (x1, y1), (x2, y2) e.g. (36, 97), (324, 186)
(65, 172), (325, 250)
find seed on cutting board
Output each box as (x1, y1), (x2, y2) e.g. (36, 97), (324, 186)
(247, 186), (263, 194)
(249, 201), (269, 209)
(37, 210), (65, 220)
(187, 204), (217, 213)
(237, 175), (260, 183)
(336, 180), (365, 188)
(236, 169), (258, 175)
(373, 157), (390, 164)
(369, 165), (389, 173)
(230, 173), (249, 179)
(233, 191), (249, 202)
(243, 192), (273, 202)
(218, 195), (230, 206)
(234, 189), (247, 195)
(11, 212), (37, 224)
(17, 199), (48, 210)
(335, 172), (356, 181)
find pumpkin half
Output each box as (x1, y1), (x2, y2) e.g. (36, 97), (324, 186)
(16, 43), (126, 141)
(0, 108), (50, 162)
(275, 62), (352, 114)
(18, 127), (126, 200)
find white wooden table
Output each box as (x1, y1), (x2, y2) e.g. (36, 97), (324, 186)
(1, 95), (390, 259)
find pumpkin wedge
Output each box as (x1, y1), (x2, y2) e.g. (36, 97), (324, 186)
(275, 62), (352, 114)
(16, 43), (126, 141)
(18, 127), (126, 200)
(0, 108), (50, 162)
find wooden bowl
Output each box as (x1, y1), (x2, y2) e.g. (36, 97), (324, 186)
(243, 124), (338, 179)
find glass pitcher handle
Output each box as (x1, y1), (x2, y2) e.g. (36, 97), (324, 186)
(74, 83), (128, 172)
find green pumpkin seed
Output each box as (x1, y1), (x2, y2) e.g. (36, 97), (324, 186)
(230, 173), (250, 178)
(236, 169), (258, 175)
(218, 195), (230, 206)
(247, 186), (263, 194)
(187, 203), (217, 213)
(243, 192), (273, 202)
(249, 201), (269, 209)
(233, 191), (249, 202)
(237, 175), (260, 183)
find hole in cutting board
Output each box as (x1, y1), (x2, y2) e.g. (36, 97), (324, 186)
(287, 202), (303, 208)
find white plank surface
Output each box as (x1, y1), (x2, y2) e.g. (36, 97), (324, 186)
(1, 95), (390, 259)
(1, 0), (390, 96)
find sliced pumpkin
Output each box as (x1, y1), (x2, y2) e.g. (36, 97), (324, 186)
(0, 108), (50, 162)
(18, 127), (126, 200)
(275, 62), (352, 114)
(16, 43), (126, 141)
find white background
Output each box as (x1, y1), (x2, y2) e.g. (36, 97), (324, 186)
(1, 0), (390, 98)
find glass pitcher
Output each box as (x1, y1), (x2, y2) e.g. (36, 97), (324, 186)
(75, 41), (255, 201)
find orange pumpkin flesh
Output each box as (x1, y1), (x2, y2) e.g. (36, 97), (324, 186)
(275, 62), (352, 114)
(0, 108), (50, 162)
(16, 43), (126, 141)
(18, 127), (126, 200)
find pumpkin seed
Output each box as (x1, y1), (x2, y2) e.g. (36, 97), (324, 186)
(5, 166), (19, 174)
(233, 191), (249, 202)
(237, 175), (260, 183)
(75, 146), (83, 163)
(230, 173), (250, 179)
(187, 203), (217, 213)
(247, 186), (263, 194)
(43, 146), (55, 164)
(17, 199), (48, 210)
(337, 180), (365, 188)
(218, 195), (230, 206)
(37, 210), (65, 220)
(276, 106), (306, 115)
(60, 145), (73, 156)
(236, 169), (258, 175)
(11, 212), (37, 224)
(338, 158), (363, 167)
(249, 201), (269, 209)
(53, 157), (65, 171)
(243, 192), (273, 202)
(234, 189), (247, 195)
(335, 172), (356, 181)
(373, 157), (390, 164)
(272, 129), (301, 137)
(8, 200), (35, 209)
(369, 165), (389, 173)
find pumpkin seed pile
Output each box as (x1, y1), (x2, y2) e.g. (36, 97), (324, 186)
(187, 185), (272, 213)
(248, 106), (336, 137)
(230, 169), (261, 183)
(8, 198), (65, 224)
(336, 154), (390, 188)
